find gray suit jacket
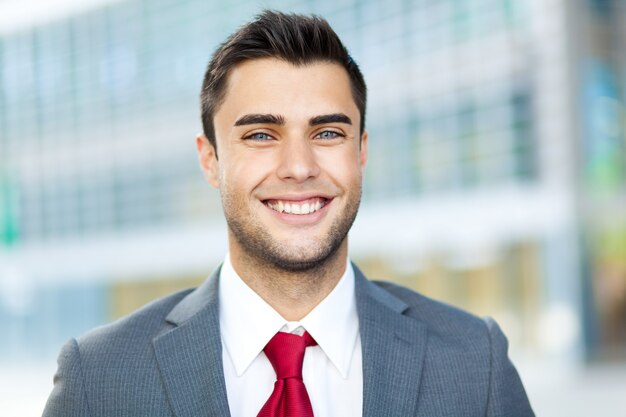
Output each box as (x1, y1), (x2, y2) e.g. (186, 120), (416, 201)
(43, 265), (534, 416)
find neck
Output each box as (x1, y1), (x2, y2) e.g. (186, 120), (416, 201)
(229, 242), (348, 321)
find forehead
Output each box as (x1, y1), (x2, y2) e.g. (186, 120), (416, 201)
(215, 58), (359, 124)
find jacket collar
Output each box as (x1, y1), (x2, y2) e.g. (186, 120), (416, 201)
(153, 267), (231, 417)
(152, 263), (427, 417)
(354, 263), (428, 417)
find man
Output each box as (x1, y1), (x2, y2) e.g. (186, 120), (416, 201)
(44, 10), (534, 417)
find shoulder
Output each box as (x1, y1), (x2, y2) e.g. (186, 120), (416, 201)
(361, 279), (534, 415)
(45, 288), (199, 415)
(369, 279), (492, 343)
(75, 288), (194, 356)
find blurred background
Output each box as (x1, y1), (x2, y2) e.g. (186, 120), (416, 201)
(0, 0), (625, 415)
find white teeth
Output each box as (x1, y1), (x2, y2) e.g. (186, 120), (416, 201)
(267, 199), (325, 215)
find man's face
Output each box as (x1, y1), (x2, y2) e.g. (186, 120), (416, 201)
(197, 58), (368, 271)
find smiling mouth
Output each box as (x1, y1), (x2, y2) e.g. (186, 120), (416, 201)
(264, 197), (329, 215)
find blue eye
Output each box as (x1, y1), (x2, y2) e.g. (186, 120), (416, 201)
(316, 130), (342, 139)
(246, 132), (273, 141)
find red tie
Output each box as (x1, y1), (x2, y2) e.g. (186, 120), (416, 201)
(257, 331), (317, 417)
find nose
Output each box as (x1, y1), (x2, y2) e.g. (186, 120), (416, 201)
(276, 137), (321, 182)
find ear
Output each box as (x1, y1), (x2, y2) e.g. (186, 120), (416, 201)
(196, 134), (220, 188)
(359, 130), (368, 172)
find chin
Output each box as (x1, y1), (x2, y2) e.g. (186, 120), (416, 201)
(270, 258), (326, 272)
(266, 251), (334, 272)
(262, 245), (341, 272)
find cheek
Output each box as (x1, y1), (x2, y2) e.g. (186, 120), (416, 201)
(219, 153), (275, 193)
(317, 148), (363, 182)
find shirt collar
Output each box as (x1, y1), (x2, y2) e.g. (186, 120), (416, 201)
(219, 253), (358, 379)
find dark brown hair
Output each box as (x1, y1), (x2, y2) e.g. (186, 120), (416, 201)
(200, 10), (367, 151)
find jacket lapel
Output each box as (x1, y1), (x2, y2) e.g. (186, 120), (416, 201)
(151, 264), (427, 417)
(354, 265), (428, 417)
(152, 268), (231, 417)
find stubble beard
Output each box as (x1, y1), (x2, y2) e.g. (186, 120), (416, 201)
(222, 188), (362, 273)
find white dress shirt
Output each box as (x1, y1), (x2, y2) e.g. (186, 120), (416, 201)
(219, 253), (363, 417)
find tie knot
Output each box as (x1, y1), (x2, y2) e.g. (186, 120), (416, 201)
(263, 331), (317, 380)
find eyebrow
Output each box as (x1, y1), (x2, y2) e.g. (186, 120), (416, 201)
(233, 113), (352, 127)
(309, 113), (352, 126)
(234, 113), (285, 126)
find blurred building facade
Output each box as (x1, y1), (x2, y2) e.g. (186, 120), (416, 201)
(0, 0), (624, 366)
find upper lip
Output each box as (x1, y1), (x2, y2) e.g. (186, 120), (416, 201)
(260, 192), (333, 202)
